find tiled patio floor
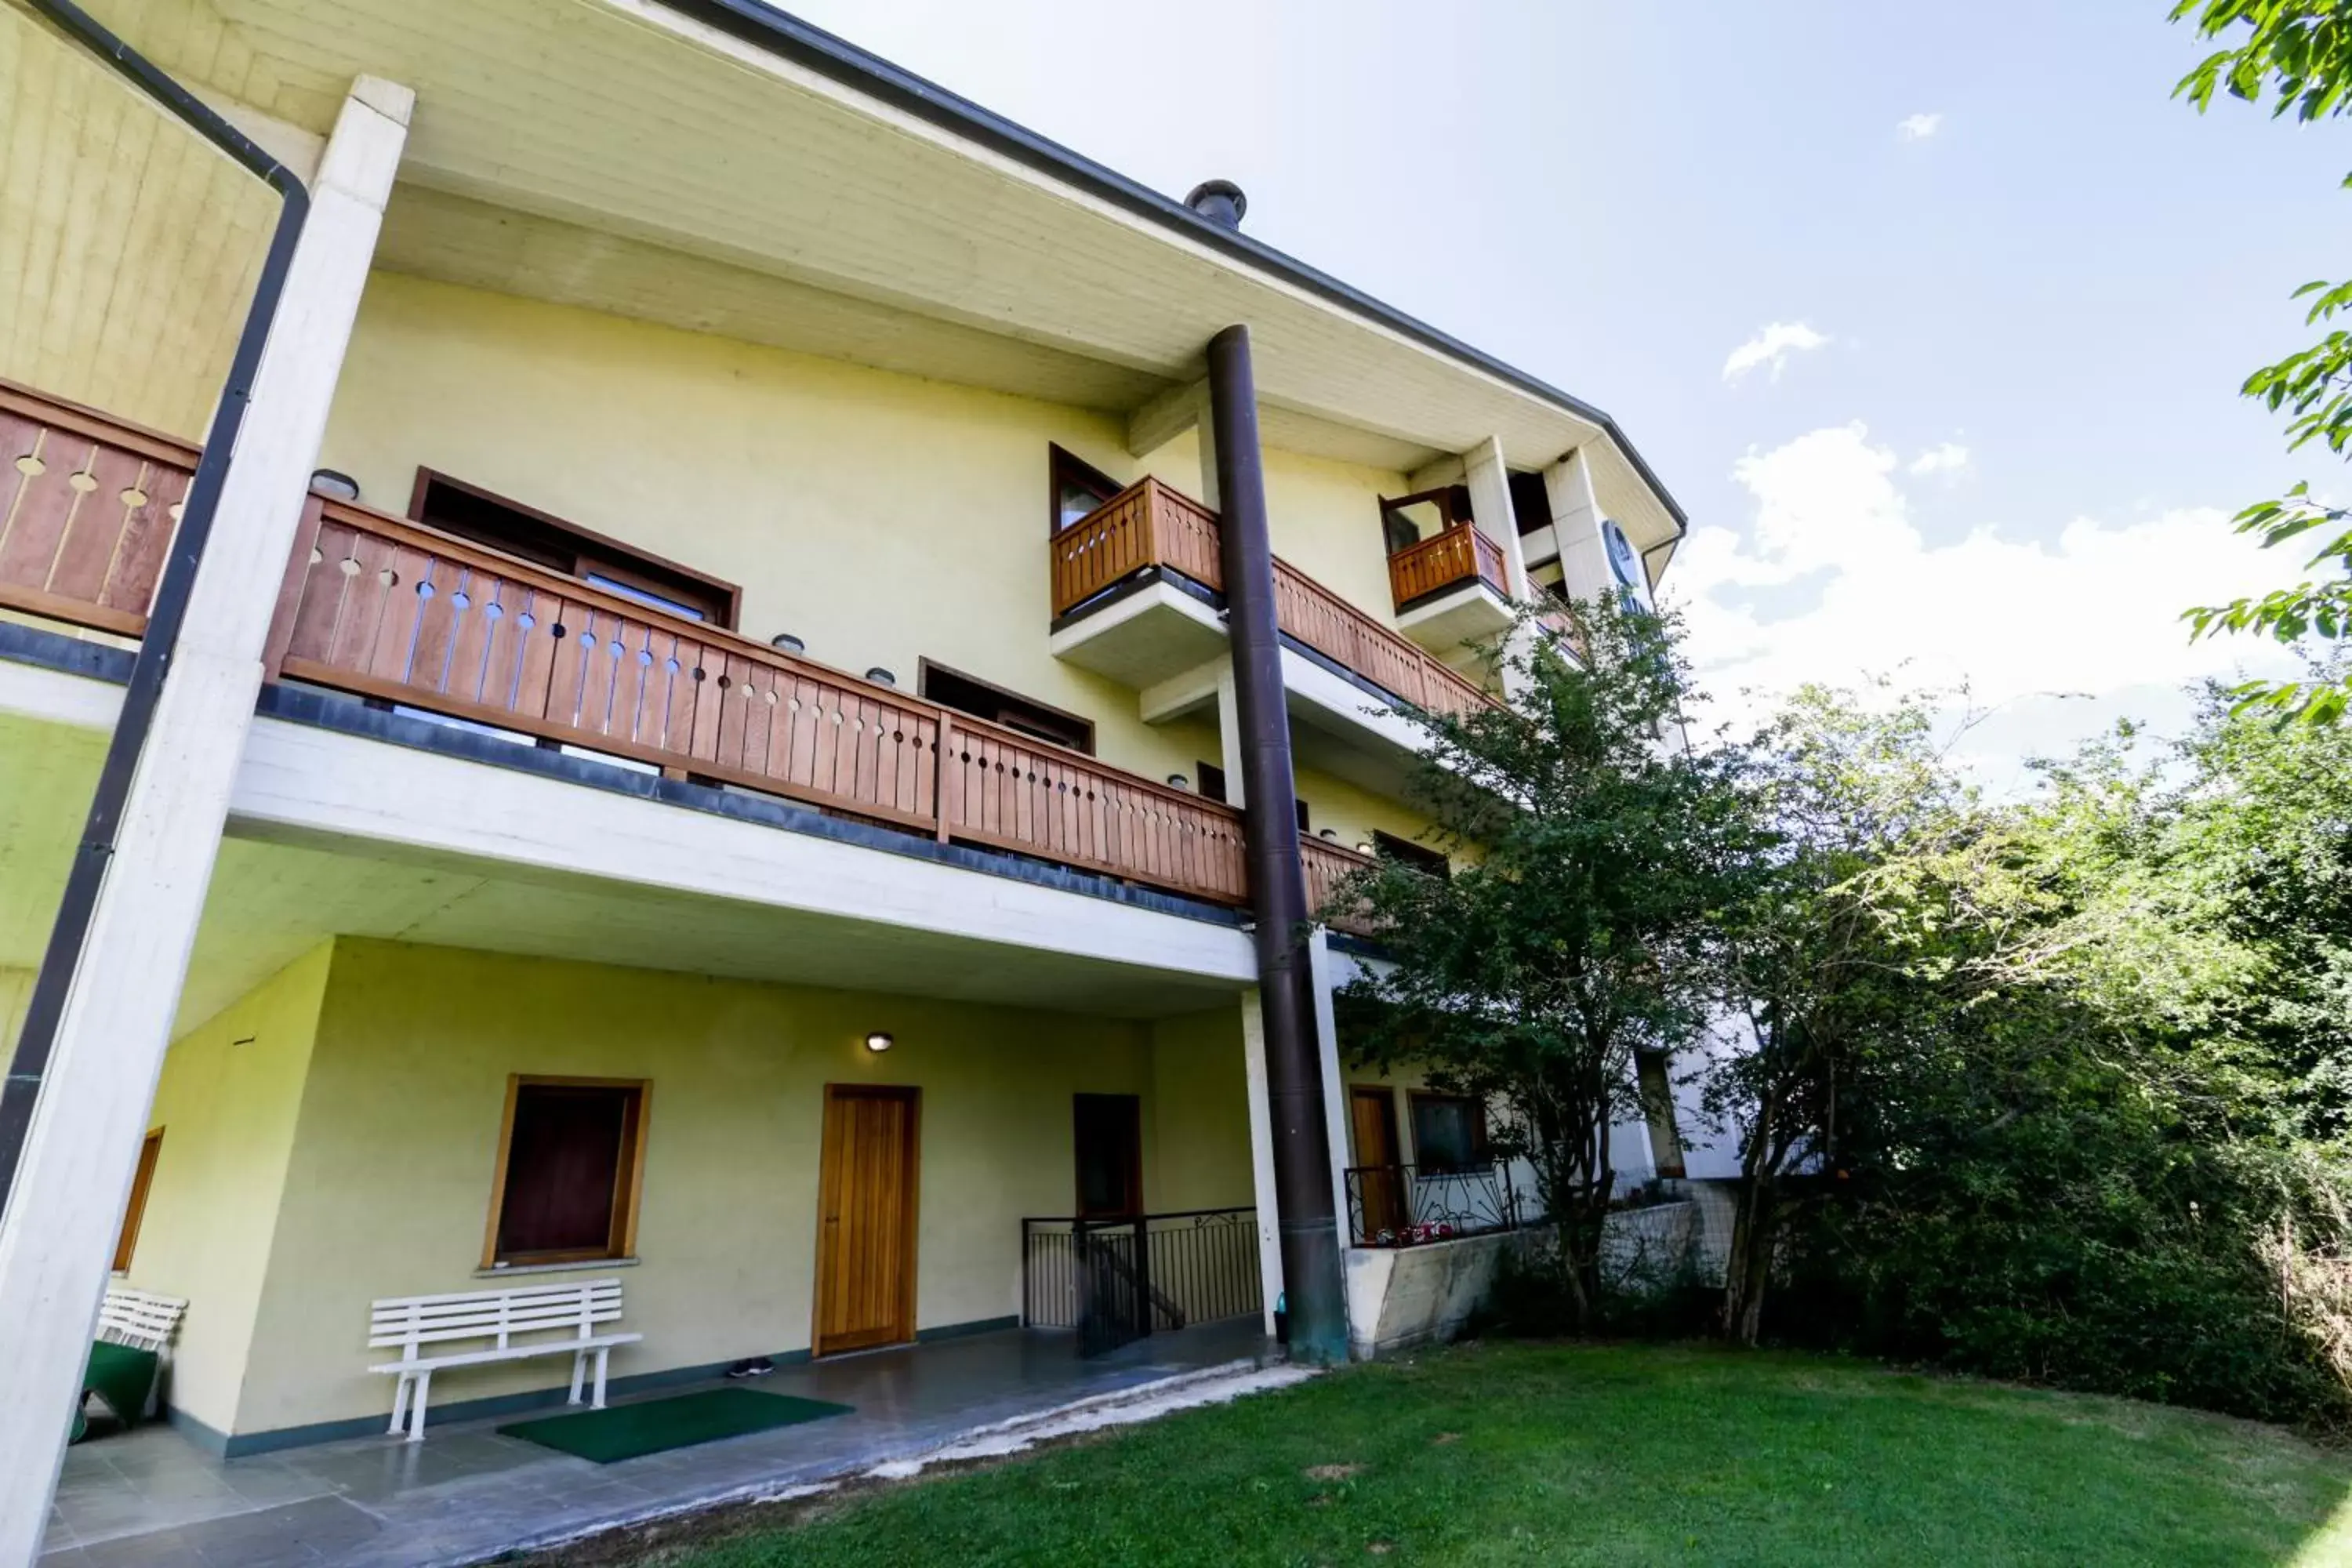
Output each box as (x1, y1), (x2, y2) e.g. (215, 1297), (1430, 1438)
(42, 1319), (1269, 1567)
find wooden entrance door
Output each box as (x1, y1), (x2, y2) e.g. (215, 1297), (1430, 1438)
(1073, 1093), (1143, 1219)
(1349, 1087), (1406, 1241)
(814, 1085), (920, 1356)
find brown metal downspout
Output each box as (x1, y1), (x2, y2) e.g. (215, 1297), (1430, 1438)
(1206, 324), (1349, 1364)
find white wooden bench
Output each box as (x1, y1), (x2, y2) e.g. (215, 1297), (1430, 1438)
(97, 1286), (186, 1353)
(367, 1279), (640, 1442)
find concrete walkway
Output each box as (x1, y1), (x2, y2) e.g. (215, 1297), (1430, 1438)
(42, 1320), (1272, 1566)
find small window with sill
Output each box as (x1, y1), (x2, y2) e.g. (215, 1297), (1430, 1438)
(1050, 445), (1122, 535)
(921, 661), (1095, 753)
(484, 1077), (651, 1269)
(1409, 1092), (1488, 1174)
(410, 470), (739, 627)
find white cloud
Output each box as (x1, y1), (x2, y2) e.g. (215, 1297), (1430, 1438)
(1907, 441), (1969, 476)
(1896, 111), (1943, 140)
(1669, 423), (2299, 777)
(1722, 321), (1829, 384)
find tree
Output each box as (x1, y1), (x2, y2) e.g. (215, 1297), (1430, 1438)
(1333, 599), (1754, 1328)
(2173, 0), (2352, 723)
(1704, 683), (1975, 1345)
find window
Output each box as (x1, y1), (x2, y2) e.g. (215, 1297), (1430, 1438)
(1195, 763), (1310, 829)
(410, 470), (739, 627)
(111, 1130), (162, 1273)
(1050, 445), (1122, 535)
(1378, 485), (1472, 557)
(483, 1077), (651, 1268)
(1508, 470), (1553, 537)
(1373, 829), (1450, 880)
(920, 661), (1094, 753)
(1410, 1093), (1487, 1174)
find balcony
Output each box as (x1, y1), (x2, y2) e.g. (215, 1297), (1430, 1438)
(0, 380), (1396, 931)
(1386, 524), (1515, 655)
(1049, 477), (1493, 719)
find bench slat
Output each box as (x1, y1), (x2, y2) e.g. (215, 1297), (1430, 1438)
(368, 1330), (642, 1374)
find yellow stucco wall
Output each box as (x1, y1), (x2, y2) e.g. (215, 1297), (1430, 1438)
(125, 944), (331, 1434)
(209, 938), (1254, 1436)
(314, 274), (1428, 819)
(1145, 1004), (1256, 1215)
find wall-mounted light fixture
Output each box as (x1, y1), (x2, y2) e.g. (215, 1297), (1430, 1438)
(307, 468), (360, 502)
(865, 667), (896, 687)
(771, 633), (805, 654)
(864, 1031), (895, 1054)
(1167, 774), (1189, 790)
(1319, 828), (1338, 841)
(1356, 842), (1374, 856)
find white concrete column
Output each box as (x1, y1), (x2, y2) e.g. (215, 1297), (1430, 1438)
(1542, 447), (1613, 604)
(1306, 931), (1353, 1239)
(1127, 379), (1219, 509)
(1462, 436), (1530, 601)
(0, 78), (410, 1563)
(1214, 664), (1247, 808)
(1239, 987), (1283, 1334)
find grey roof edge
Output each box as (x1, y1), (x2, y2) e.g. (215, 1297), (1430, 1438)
(658, 0), (1689, 535)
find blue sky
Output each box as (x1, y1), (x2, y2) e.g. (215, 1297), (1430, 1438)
(783, 0), (2348, 779)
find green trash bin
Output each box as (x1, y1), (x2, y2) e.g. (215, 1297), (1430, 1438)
(69, 1340), (160, 1443)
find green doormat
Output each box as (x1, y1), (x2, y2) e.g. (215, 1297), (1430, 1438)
(498, 1388), (852, 1463)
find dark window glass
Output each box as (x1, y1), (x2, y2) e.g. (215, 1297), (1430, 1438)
(923, 664), (1094, 753)
(1373, 829), (1450, 880)
(495, 1084), (637, 1261)
(1410, 1094), (1486, 1174)
(1050, 445), (1121, 534)
(1192, 763), (1306, 827)
(1509, 470), (1552, 537)
(412, 473), (734, 626)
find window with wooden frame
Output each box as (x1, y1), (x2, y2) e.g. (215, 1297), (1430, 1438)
(1050, 444), (1122, 535)
(920, 660), (1095, 753)
(111, 1129), (163, 1274)
(410, 470), (741, 628)
(1409, 1091), (1488, 1174)
(1372, 829), (1450, 881)
(1194, 762), (1310, 831)
(1378, 485), (1474, 557)
(482, 1077), (652, 1269)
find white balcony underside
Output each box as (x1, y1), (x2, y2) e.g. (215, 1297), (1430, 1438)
(1396, 581), (1514, 659)
(0, 659), (1254, 1039)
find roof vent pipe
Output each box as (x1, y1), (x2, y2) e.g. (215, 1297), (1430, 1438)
(1184, 179), (1247, 228)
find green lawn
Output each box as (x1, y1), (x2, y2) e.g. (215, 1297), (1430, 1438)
(622, 1342), (2352, 1566)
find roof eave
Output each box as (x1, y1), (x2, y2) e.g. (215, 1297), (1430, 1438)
(656, 0), (1689, 539)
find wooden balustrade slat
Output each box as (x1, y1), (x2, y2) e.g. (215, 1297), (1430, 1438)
(0, 396), (191, 637)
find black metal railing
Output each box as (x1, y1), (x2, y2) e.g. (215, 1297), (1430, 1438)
(1021, 1207), (1261, 1354)
(1345, 1160), (1528, 1247)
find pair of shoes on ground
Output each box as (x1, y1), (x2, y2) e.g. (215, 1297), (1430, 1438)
(723, 1358), (776, 1380)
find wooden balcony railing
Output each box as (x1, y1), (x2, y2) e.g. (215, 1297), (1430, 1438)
(1386, 524), (1509, 612)
(1300, 834), (1380, 938)
(1053, 477), (1495, 718)
(0, 379), (197, 637)
(0, 380), (1401, 929)
(271, 503), (1252, 907)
